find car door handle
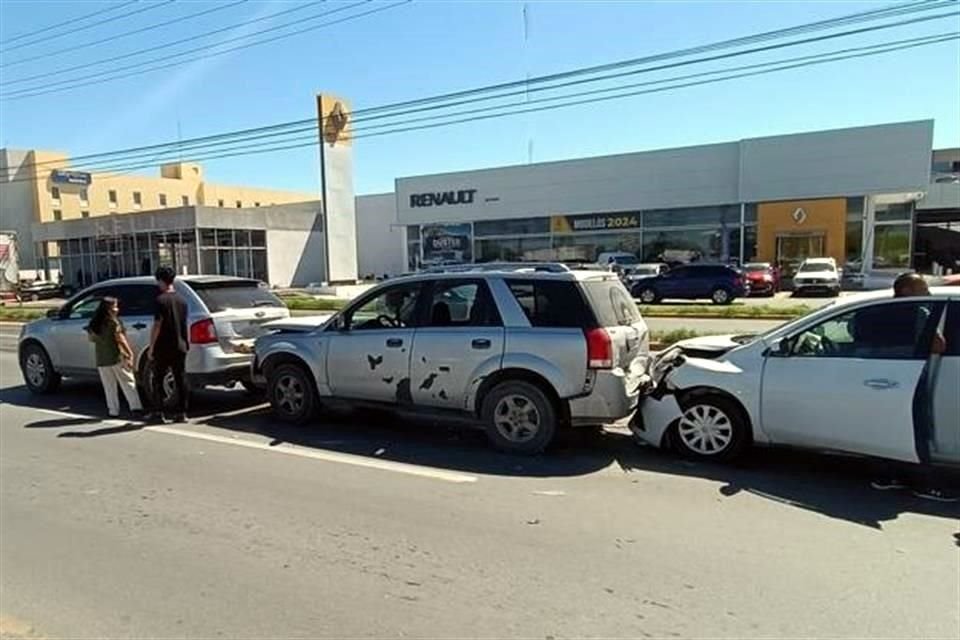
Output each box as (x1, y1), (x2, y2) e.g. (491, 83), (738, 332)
(471, 338), (491, 350)
(132, 322), (147, 330)
(386, 338), (403, 348)
(863, 378), (899, 390)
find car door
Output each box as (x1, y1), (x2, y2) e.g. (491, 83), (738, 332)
(48, 286), (115, 374)
(410, 279), (505, 409)
(325, 281), (425, 403)
(929, 301), (960, 463)
(759, 299), (946, 462)
(113, 283), (160, 363)
(658, 267), (688, 299)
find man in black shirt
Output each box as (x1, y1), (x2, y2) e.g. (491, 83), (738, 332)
(147, 265), (189, 423)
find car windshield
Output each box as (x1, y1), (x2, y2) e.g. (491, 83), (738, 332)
(798, 262), (834, 273)
(629, 266), (657, 275)
(743, 264), (769, 272)
(612, 256), (639, 265)
(185, 280), (284, 312)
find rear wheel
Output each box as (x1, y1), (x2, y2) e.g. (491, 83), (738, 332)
(268, 364), (317, 424)
(138, 359), (181, 411)
(672, 393), (749, 462)
(636, 287), (659, 304)
(710, 287), (732, 305)
(481, 381), (557, 454)
(20, 343), (60, 394)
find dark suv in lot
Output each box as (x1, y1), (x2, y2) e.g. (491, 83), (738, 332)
(630, 264), (745, 305)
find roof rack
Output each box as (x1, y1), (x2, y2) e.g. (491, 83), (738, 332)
(420, 262), (572, 274)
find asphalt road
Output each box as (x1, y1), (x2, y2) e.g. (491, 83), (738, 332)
(1, 349), (958, 638)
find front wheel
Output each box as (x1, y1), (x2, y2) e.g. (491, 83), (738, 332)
(672, 393), (749, 462)
(268, 364), (317, 424)
(20, 343), (60, 394)
(636, 287), (659, 304)
(710, 287), (732, 305)
(481, 381), (557, 454)
(138, 359), (182, 411)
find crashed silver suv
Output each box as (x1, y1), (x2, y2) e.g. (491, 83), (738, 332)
(252, 266), (650, 453)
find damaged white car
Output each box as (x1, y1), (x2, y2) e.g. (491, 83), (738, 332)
(632, 289), (960, 464)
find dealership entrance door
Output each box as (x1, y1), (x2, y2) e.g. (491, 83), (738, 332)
(776, 233), (825, 277)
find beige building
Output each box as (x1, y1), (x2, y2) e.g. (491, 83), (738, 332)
(0, 148), (315, 273)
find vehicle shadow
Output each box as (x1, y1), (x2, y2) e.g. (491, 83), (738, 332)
(610, 442), (960, 529)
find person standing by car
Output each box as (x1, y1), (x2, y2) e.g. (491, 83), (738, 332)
(871, 272), (954, 502)
(147, 266), (189, 423)
(86, 296), (143, 418)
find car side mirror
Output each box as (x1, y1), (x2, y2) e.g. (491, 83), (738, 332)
(333, 315), (349, 332)
(767, 337), (791, 357)
(47, 307), (64, 319)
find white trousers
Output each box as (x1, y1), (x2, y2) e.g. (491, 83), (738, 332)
(98, 363), (143, 416)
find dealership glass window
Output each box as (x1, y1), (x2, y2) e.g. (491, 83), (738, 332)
(875, 202), (913, 223)
(743, 203), (757, 224)
(235, 229), (252, 247)
(250, 229), (266, 247)
(846, 221), (863, 266)
(406, 225), (421, 271)
(474, 217), (550, 237)
(252, 250), (267, 281)
(476, 237), (551, 262)
(641, 228), (725, 263)
(216, 229), (234, 246)
(643, 205), (739, 228)
(200, 228), (217, 247)
(872, 224), (912, 269)
(201, 250), (218, 275)
(552, 231), (642, 263)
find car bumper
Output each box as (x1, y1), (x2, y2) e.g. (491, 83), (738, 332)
(793, 281), (840, 292)
(568, 369), (651, 426)
(746, 282), (775, 295)
(187, 363), (253, 388)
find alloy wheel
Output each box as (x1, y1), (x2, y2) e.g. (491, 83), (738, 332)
(640, 289), (656, 304)
(678, 404), (733, 455)
(493, 394), (541, 443)
(24, 352), (46, 388)
(712, 289), (730, 304)
(274, 374), (306, 416)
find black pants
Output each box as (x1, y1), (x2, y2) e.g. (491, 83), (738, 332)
(153, 352), (187, 414)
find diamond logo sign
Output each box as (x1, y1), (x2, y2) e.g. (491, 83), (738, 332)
(792, 207), (808, 224)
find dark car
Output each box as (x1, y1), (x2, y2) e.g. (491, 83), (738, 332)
(631, 264), (745, 305)
(742, 262), (780, 297)
(18, 280), (66, 301)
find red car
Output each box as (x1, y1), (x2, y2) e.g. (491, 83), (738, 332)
(742, 262), (780, 297)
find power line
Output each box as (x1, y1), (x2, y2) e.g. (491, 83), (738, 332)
(0, 0), (138, 47)
(1, 0), (328, 85)
(2, 0), (954, 171)
(6, 31), (953, 182)
(0, 0), (177, 54)
(1, 0), (250, 69)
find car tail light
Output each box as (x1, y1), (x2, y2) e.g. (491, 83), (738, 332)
(585, 327), (613, 369)
(190, 318), (218, 344)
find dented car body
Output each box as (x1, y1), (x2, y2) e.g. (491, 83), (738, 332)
(253, 268), (650, 453)
(633, 289), (960, 466)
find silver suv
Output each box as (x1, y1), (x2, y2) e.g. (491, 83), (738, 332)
(19, 275), (289, 403)
(252, 268), (650, 453)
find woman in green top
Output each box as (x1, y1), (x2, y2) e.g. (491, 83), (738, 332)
(87, 297), (143, 418)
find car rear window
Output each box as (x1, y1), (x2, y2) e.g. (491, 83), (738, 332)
(581, 279), (642, 327)
(506, 279), (595, 328)
(184, 280), (283, 312)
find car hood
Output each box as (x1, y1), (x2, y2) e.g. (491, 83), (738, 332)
(794, 270), (838, 280)
(262, 314), (334, 332)
(667, 334), (756, 358)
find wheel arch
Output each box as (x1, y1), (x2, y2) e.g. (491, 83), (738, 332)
(19, 337), (51, 365)
(473, 368), (567, 424)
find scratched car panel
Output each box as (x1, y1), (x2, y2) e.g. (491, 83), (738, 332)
(253, 266), (651, 453)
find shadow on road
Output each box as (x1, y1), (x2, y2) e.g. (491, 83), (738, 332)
(4, 380), (959, 530)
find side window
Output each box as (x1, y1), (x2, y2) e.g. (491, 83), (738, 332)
(114, 285), (158, 317)
(425, 281), (501, 327)
(67, 289), (111, 320)
(789, 301), (944, 360)
(347, 283), (422, 331)
(506, 279), (592, 328)
(943, 302), (960, 357)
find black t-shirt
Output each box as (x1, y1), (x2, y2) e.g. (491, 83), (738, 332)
(154, 290), (189, 354)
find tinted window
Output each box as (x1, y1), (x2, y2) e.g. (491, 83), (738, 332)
(582, 280), (641, 326)
(68, 290), (111, 320)
(348, 283), (422, 330)
(789, 301), (944, 360)
(506, 279), (593, 328)
(184, 280), (282, 312)
(114, 284), (158, 317)
(425, 281), (501, 327)
(944, 302), (960, 357)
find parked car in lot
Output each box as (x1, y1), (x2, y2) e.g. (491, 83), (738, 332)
(253, 266), (650, 453)
(18, 276), (288, 405)
(633, 289), (960, 465)
(792, 257), (841, 296)
(630, 263), (745, 305)
(18, 279), (67, 301)
(741, 262), (780, 297)
(620, 263), (669, 287)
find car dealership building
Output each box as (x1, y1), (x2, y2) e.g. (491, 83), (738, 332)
(390, 120), (959, 278)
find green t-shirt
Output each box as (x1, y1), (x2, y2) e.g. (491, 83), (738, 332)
(90, 317), (123, 367)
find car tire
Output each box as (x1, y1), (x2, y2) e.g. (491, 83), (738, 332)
(268, 363), (317, 424)
(20, 343), (60, 394)
(480, 380), (557, 454)
(138, 359), (183, 412)
(636, 287), (659, 304)
(710, 287), (733, 305)
(671, 393), (749, 462)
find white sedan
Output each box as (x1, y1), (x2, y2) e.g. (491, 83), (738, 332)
(633, 289), (960, 465)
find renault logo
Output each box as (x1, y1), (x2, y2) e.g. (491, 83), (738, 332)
(792, 207), (808, 224)
(323, 101), (349, 147)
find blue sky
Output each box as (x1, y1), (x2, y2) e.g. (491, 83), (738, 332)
(1, 0), (958, 195)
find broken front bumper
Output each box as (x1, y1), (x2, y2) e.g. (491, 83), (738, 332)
(628, 350), (686, 447)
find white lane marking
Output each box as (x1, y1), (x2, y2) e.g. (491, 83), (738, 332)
(145, 425), (478, 484)
(30, 407), (478, 484)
